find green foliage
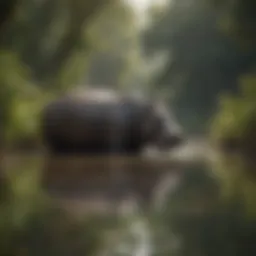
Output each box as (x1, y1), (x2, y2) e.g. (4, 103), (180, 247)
(0, 51), (34, 140)
(0, 50), (53, 147)
(143, 0), (256, 133)
(209, 0), (256, 46)
(210, 73), (256, 216)
(0, 0), (17, 31)
(1, 0), (115, 85)
(211, 73), (256, 148)
(85, 0), (148, 89)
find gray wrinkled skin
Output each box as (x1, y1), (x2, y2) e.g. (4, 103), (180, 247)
(40, 88), (184, 155)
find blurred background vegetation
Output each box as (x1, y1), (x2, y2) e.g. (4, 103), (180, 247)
(0, 0), (255, 255)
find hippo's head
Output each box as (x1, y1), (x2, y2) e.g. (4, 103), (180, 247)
(143, 101), (185, 151)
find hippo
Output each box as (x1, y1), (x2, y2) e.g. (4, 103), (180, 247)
(40, 88), (184, 155)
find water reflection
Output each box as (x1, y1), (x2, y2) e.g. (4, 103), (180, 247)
(151, 160), (256, 256)
(1, 149), (256, 256)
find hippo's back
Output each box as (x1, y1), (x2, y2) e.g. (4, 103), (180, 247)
(41, 88), (145, 146)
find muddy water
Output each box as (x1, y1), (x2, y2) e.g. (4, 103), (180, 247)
(2, 139), (212, 214)
(1, 139), (214, 256)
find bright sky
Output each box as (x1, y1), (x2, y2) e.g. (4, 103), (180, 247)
(126, 0), (167, 12)
(125, 0), (167, 26)
(128, 0), (152, 11)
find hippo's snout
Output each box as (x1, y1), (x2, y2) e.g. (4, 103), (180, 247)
(166, 133), (185, 148)
(157, 130), (185, 150)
